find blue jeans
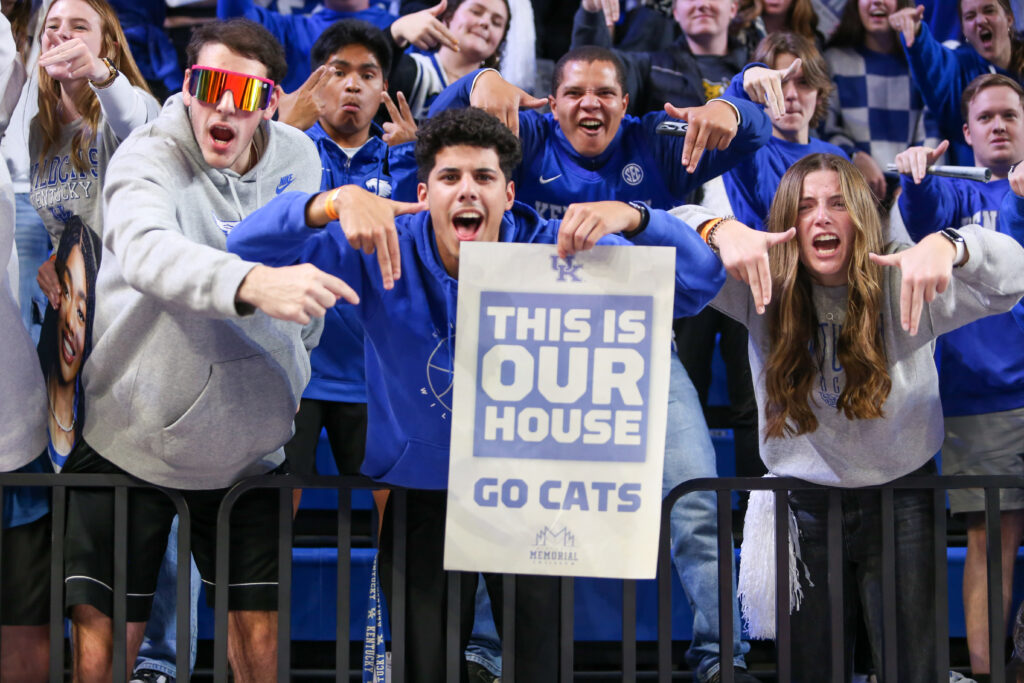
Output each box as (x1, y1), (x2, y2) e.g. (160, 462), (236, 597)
(787, 464), (937, 683)
(133, 516), (201, 678)
(464, 579), (502, 676)
(663, 353), (749, 682)
(13, 192), (48, 344)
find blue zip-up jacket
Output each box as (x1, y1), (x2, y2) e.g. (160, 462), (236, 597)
(901, 23), (1016, 165)
(899, 173), (1024, 416)
(302, 122), (417, 402)
(226, 194), (725, 488)
(217, 0), (395, 92)
(429, 69), (772, 217)
(721, 75), (848, 231)
(998, 189), (1024, 331)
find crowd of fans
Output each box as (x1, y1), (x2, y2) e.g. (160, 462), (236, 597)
(3, 0), (1024, 682)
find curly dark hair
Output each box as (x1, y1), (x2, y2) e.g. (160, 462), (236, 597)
(414, 108), (522, 182)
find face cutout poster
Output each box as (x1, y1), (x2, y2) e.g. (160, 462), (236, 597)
(444, 243), (674, 579)
(37, 216), (101, 471)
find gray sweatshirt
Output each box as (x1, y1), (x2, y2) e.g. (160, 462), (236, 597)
(710, 226), (1024, 487)
(82, 94), (321, 489)
(28, 76), (160, 243)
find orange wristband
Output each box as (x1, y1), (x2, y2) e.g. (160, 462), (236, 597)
(323, 187), (341, 222)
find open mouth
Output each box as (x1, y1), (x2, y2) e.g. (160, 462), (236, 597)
(452, 209), (483, 240)
(868, 6), (887, 17)
(979, 26), (993, 43)
(210, 123), (235, 148)
(62, 329), (76, 366)
(579, 118), (603, 133)
(813, 234), (840, 255)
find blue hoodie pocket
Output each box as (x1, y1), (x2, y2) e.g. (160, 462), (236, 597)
(375, 438), (451, 490)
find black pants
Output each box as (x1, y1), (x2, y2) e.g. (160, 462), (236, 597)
(284, 398), (367, 476)
(674, 309), (764, 478)
(379, 489), (560, 683)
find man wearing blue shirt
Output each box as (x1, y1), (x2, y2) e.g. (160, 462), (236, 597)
(429, 47), (770, 682)
(894, 72), (1024, 681)
(227, 107), (730, 683)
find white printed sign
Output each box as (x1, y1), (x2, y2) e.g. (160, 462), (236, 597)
(444, 242), (675, 579)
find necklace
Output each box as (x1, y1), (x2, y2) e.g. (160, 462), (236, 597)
(49, 394), (75, 433)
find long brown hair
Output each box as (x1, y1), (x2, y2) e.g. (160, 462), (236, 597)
(828, 0), (915, 55)
(753, 31), (833, 128)
(35, 0), (150, 173)
(762, 153), (891, 439)
(958, 0), (1024, 75)
(734, 0), (820, 41)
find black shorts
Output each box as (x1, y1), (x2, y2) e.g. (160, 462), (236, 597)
(2, 514), (51, 626)
(63, 440), (285, 621)
(284, 398), (367, 476)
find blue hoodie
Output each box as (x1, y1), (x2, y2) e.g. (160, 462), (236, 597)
(302, 123), (417, 402)
(901, 23), (1020, 166)
(226, 194), (725, 488)
(428, 69), (772, 217)
(217, 0), (395, 92)
(899, 172), (1024, 416)
(720, 75), (848, 231)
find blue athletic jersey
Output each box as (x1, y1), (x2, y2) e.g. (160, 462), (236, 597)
(429, 68), (772, 216)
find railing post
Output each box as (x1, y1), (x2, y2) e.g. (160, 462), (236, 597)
(172, 496), (192, 683)
(49, 484), (66, 683)
(775, 488), (791, 683)
(336, 486), (352, 682)
(986, 487), (1005, 683)
(559, 576), (574, 682)
(827, 489), (843, 683)
(390, 488), (407, 683)
(880, 488), (897, 683)
(502, 574), (516, 683)
(622, 579), (636, 683)
(278, 487), (293, 681)
(717, 490), (734, 683)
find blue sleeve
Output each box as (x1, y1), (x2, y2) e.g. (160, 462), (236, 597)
(225, 191), (365, 295)
(902, 22), (979, 142)
(647, 89), (772, 196)
(388, 142), (420, 203)
(427, 69), (479, 115)
(897, 174), (958, 240)
(428, 68), (548, 176)
(630, 209), (726, 317)
(999, 190), (1024, 331)
(218, 0), (262, 21)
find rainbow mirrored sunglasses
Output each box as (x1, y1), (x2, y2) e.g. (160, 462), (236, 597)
(187, 66), (274, 111)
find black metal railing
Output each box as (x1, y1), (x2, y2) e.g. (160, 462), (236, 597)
(0, 472), (1018, 682)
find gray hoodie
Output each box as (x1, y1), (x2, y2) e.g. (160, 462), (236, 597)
(710, 226), (1024, 487)
(82, 94), (321, 489)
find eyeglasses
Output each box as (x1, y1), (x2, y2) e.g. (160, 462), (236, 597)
(187, 66), (274, 112)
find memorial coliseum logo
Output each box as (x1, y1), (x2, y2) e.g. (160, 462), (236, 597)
(622, 163), (644, 185)
(529, 525), (579, 565)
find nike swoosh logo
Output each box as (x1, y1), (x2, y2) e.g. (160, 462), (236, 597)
(276, 175), (295, 194)
(539, 174), (562, 185)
